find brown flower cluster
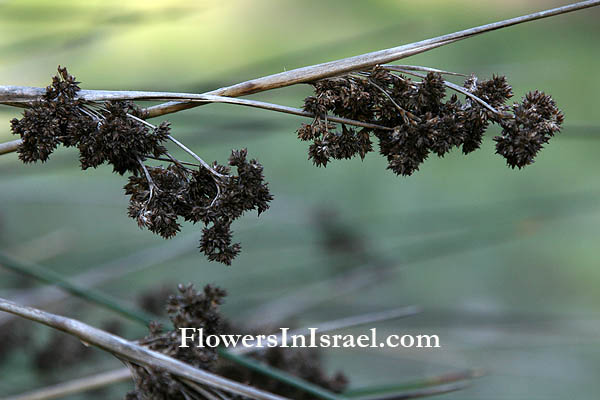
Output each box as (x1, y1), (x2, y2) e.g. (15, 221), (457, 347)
(298, 67), (563, 174)
(495, 90), (564, 168)
(10, 67), (272, 265)
(124, 149), (272, 265)
(127, 284), (348, 400)
(10, 67), (167, 172)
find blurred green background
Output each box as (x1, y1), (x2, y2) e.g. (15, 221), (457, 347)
(1, 0), (599, 398)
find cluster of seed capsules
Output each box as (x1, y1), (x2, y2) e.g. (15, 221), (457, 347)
(11, 68), (272, 265)
(298, 67), (564, 175)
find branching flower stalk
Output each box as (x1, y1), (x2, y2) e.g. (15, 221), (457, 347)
(1, 1), (597, 263)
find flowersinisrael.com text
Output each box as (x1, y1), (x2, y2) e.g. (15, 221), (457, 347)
(179, 328), (440, 349)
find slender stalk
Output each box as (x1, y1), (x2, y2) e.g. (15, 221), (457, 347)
(0, 251), (155, 326)
(0, 138), (21, 155)
(166, 133), (226, 177)
(382, 65), (467, 77)
(141, 0), (600, 118)
(0, 297), (288, 400)
(1, 2), (597, 155)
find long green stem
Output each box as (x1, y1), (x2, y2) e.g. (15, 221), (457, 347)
(0, 252), (154, 325)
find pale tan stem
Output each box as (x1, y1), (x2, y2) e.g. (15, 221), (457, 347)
(0, 297), (288, 400)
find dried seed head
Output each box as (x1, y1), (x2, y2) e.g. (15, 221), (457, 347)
(495, 90), (564, 168)
(297, 67), (562, 175)
(11, 67), (272, 265)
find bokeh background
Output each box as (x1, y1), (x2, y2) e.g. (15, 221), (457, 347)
(1, 0), (599, 398)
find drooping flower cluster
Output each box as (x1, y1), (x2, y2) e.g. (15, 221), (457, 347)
(298, 67), (563, 174)
(124, 149), (272, 265)
(10, 67), (272, 265)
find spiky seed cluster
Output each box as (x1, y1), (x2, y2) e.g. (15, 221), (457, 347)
(125, 149), (272, 265)
(495, 90), (564, 168)
(10, 67), (168, 173)
(10, 67), (93, 163)
(77, 102), (170, 174)
(299, 67), (562, 174)
(10, 67), (272, 264)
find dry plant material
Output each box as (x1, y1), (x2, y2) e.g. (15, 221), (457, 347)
(10, 67), (272, 265)
(127, 284), (347, 400)
(298, 68), (563, 174)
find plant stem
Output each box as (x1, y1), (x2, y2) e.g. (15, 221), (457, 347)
(140, 0), (600, 117)
(344, 369), (482, 397)
(220, 350), (343, 400)
(0, 297), (288, 400)
(0, 138), (21, 155)
(1, 1), (598, 156)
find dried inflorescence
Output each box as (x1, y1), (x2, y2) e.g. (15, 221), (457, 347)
(298, 67), (563, 174)
(124, 149), (272, 265)
(495, 90), (564, 168)
(126, 284), (348, 400)
(10, 67), (272, 265)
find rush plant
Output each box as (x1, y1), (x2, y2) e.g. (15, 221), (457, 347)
(0, 2), (598, 400)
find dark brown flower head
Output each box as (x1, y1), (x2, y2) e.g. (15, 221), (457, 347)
(78, 101), (169, 175)
(495, 90), (563, 168)
(10, 66), (96, 163)
(199, 222), (241, 265)
(125, 165), (183, 239)
(125, 149), (271, 265)
(297, 67), (561, 175)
